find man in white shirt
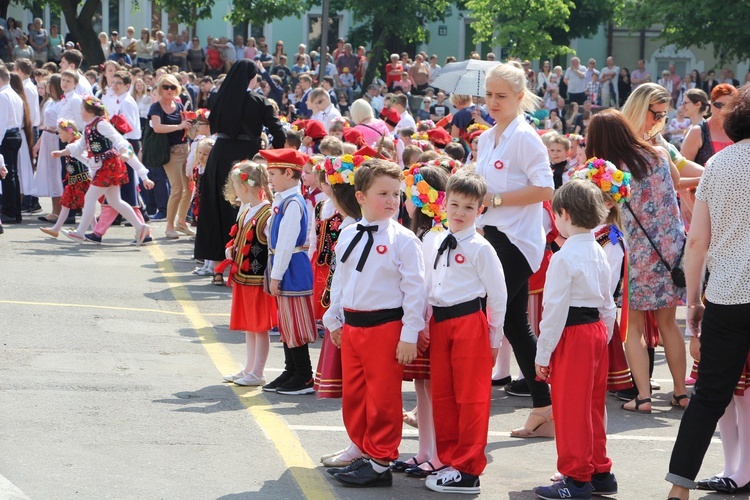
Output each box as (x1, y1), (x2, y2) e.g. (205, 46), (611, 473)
(0, 65), (26, 224)
(58, 70), (85, 129)
(309, 88), (342, 132)
(392, 94), (416, 132)
(15, 58), (41, 213)
(294, 44), (312, 69)
(564, 57), (587, 105)
(599, 56), (620, 108)
(60, 49), (92, 95)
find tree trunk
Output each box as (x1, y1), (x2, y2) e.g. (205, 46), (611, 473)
(61, 0), (105, 68)
(363, 20), (386, 88)
(0, 0), (11, 20)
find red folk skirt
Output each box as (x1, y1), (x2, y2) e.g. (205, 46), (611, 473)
(311, 254), (330, 321)
(229, 283), (278, 333)
(607, 321), (633, 391)
(91, 157), (129, 188)
(314, 331), (343, 398)
(60, 179), (89, 210)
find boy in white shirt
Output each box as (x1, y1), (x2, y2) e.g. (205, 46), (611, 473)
(324, 158), (425, 488)
(533, 180), (617, 500)
(423, 170), (507, 495)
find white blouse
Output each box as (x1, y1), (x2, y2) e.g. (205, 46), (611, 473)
(696, 142), (750, 304)
(475, 114), (554, 272)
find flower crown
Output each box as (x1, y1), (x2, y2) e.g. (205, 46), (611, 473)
(426, 157), (461, 174)
(404, 163), (447, 226)
(82, 94), (106, 111)
(566, 133), (584, 143)
(232, 162), (262, 187)
(324, 154), (369, 186)
(411, 132), (429, 141)
(466, 123), (489, 135)
(417, 119), (435, 130)
(196, 108), (210, 122)
(57, 118), (80, 137)
(571, 157), (632, 204)
(330, 116), (349, 126)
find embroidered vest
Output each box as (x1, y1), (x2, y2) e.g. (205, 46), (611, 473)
(230, 204), (271, 286)
(268, 193), (313, 295)
(86, 117), (118, 162)
(315, 201), (343, 266)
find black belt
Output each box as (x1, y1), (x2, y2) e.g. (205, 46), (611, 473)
(4, 128), (20, 135)
(566, 307), (599, 326)
(216, 133), (255, 141)
(344, 307), (403, 328)
(432, 296), (486, 323)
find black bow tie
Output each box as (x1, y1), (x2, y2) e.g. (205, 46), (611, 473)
(339, 224), (378, 272)
(434, 233), (457, 269)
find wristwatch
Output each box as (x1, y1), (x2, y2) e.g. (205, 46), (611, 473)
(491, 193), (503, 207)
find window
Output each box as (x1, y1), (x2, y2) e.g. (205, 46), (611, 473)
(463, 19), (482, 61)
(108, 0), (119, 34)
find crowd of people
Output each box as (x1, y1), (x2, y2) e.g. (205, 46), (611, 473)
(1, 22), (749, 500)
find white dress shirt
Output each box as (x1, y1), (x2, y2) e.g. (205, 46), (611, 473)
(76, 72), (93, 96)
(324, 216), (426, 343)
(102, 89), (142, 140)
(311, 103), (342, 133)
(424, 225), (508, 348)
(396, 110), (416, 132)
(269, 184), (309, 281)
(58, 90), (85, 130)
(22, 77), (40, 127)
(475, 115), (554, 272)
(535, 232), (617, 366)
(0, 83), (25, 141)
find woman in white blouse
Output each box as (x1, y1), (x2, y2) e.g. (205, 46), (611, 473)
(475, 63), (555, 437)
(667, 84), (750, 500)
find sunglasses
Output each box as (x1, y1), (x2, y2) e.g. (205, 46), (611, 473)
(713, 101), (726, 109)
(648, 108), (667, 121)
(162, 84), (177, 91)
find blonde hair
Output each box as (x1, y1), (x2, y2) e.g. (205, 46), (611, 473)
(223, 159), (273, 205)
(350, 98), (374, 125)
(621, 83), (671, 139)
(485, 63), (543, 113)
(449, 94), (473, 107)
(155, 73), (182, 98)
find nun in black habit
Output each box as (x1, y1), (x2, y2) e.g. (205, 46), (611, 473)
(194, 59), (285, 277)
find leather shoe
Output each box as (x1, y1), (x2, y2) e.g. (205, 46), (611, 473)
(326, 457), (368, 476)
(696, 477), (717, 490)
(390, 457), (419, 473)
(0, 215), (21, 224)
(708, 477), (739, 493)
(334, 461), (392, 487)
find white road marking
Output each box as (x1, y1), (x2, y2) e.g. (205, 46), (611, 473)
(0, 474), (31, 500)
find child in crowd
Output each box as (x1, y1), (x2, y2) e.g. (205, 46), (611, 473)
(423, 170), (507, 494)
(219, 160), (278, 387)
(533, 180), (617, 500)
(443, 142), (465, 163)
(52, 95), (153, 246)
(402, 145), (421, 167)
(567, 134), (583, 170)
(302, 155), (329, 245)
(315, 153), (368, 468)
(323, 159), (426, 488)
(285, 130), (302, 150)
(545, 132), (570, 189)
(261, 148), (319, 395)
(190, 138), (216, 275)
(39, 120), (91, 238)
(319, 136), (344, 156)
(391, 164), (449, 479)
(328, 119), (346, 142)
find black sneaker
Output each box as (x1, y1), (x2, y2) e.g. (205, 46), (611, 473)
(84, 233), (102, 244)
(492, 375), (512, 387)
(262, 371), (293, 392)
(63, 215), (76, 225)
(591, 472), (618, 495)
(276, 376), (315, 395)
(504, 378), (531, 397)
(425, 468), (480, 494)
(327, 457), (369, 476)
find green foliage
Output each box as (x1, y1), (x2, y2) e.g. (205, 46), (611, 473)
(150, 0), (314, 28)
(550, 0), (623, 46)
(622, 0), (750, 62)
(467, 0), (575, 59)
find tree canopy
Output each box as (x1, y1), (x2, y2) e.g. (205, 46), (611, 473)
(622, 0), (750, 62)
(152, 0), (314, 29)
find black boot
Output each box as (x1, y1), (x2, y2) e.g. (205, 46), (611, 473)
(277, 344), (315, 395)
(262, 343), (294, 392)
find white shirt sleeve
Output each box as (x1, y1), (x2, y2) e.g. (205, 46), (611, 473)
(125, 154), (150, 181)
(323, 260), (344, 332)
(0, 92), (10, 141)
(476, 244), (508, 348)
(65, 136), (87, 158)
(396, 233), (427, 343)
(121, 97), (142, 140)
(270, 198), (304, 281)
(96, 119), (131, 153)
(536, 254), (571, 366)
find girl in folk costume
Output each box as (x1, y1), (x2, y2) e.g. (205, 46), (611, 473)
(52, 95), (153, 245)
(391, 163), (449, 477)
(218, 160), (278, 387)
(190, 138), (217, 277)
(316, 153), (368, 467)
(572, 159), (635, 394)
(39, 120), (91, 238)
(308, 156), (343, 322)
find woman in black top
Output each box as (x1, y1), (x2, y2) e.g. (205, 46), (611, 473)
(194, 60), (285, 282)
(618, 68), (632, 107)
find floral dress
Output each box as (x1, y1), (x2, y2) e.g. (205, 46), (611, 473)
(622, 153), (686, 310)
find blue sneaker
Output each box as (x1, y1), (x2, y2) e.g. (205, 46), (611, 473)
(591, 472), (618, 495)
(150, 211), (167, 221)
(84, 233), (102, 244)
(535, 478), (592, 499)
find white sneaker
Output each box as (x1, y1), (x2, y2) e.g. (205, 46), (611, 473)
(234, 374), (266, 386)
(223, 371), (245, 382)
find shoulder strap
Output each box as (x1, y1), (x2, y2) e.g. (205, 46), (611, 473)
(623, 201), (684, 270)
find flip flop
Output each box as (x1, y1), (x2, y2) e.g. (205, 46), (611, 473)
(621, 396), (652, 414)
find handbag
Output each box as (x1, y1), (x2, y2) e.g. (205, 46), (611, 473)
(624, 201), (686, 288)
(110, 114), (133, 134)
(141, 122), (170, 167)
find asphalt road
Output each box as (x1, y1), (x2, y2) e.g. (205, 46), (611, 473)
(0, 212), (736, 500)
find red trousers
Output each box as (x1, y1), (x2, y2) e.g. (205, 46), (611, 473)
(430, 310), (492, 476)
(550, 320), (612, 482)
(341, 320), (404, 461)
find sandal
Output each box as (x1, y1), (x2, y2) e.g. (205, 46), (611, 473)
(510, 408), (555, 438)
(621, 396), (652, 414)
(670, 394), (689, 409)
(390, 456), (420, 473)
(212, 273), (224, 286)
(405, 461), (447, 478)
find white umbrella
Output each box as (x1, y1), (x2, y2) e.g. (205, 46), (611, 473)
(431, 60), (502, 97)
